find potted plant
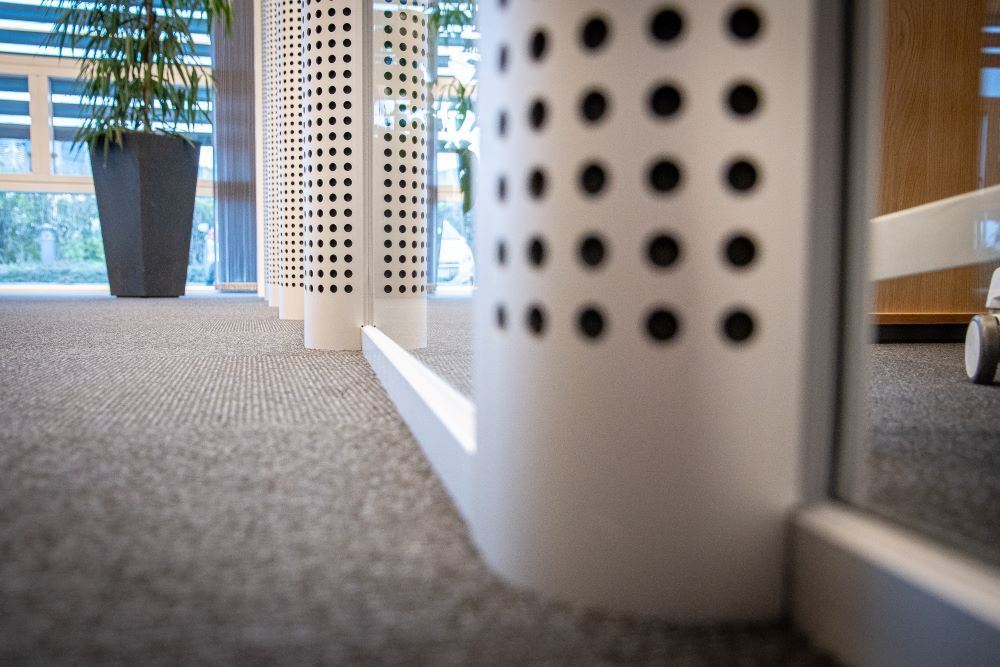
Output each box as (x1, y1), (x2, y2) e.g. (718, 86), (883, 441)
(48, 0), (232, 297)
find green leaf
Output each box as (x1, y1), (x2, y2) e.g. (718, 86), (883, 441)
(44, 0), (234, 147)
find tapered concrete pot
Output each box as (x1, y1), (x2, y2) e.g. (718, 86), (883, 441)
(91, 132), (201, 297)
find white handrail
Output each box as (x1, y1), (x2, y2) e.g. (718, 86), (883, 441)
(870, 184), (1000, 281)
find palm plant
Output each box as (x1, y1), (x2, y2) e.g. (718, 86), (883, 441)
(46, 0), (233, 149)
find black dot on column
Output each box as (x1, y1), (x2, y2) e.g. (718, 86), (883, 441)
(527, 236), (546, 267)
(650, 84), (682, 117)
(578, 307), (605, 339)
(649, 160), (681, 193)
(529, 29), (548, 60)
(528, 168), (547, 199)
(650, 7), (683, 42)
(723, 309), (755, 342)
(581, 16), (610, 50)
(527, 305), (546, 335)
(727, 83), (759, 115)
(648, 234), (680, 268)
(729, 6), (763, 40)
(725, 234), (756, 267)
(646, 309), (680, 342)
(580, 162), (607, 195)
(529, 99), (547, 130)
(579, 235), (606, 268)
(580, 89), (608, 123)
(726, 160), (758, 192)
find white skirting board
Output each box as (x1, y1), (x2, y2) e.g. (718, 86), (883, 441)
(793, 504), (1000, 667)
(361, 325), (475, 521)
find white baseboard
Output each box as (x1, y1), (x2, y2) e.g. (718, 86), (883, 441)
(361, 325), (475, 521)
(793, 503), (1000, 667)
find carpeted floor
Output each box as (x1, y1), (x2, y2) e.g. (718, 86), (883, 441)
(867, 344), (1000, 567)
(0, 295), (830, 665)
(418, 298), (1000, 568)
(413, 297), (473, 397)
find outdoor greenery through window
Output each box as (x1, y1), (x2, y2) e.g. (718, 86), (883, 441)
(0, 0), (217, 287)
(0, 192), (215, 284)
(429, 2), (478, 289)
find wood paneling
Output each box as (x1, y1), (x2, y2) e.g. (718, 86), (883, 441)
(873, 0), (1000, 322)
(212, 0), (257, 288)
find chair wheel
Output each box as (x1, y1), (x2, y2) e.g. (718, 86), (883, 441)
(965, 314), (1000, 384)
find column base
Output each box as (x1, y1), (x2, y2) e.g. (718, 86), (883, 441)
(278, 285), (303, 320)
(374, 297), (427, 349)
(304, 291), (364, 350)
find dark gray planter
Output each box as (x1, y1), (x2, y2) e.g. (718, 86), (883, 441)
(91, 132), (201, 297)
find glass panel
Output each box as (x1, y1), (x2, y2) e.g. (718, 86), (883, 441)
(0, 191), (215, 286)
(49, 77), (215, 179)
(428, 3), (478, 292)
(410, 2), (477, 391)
(0, 73), (30, 174)
(838, 1), (1000, 566)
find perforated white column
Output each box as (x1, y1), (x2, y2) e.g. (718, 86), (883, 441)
(301, 0), (364, 349)
(473, 0), (819, 620)
(370, 1), (429, 349)
(261, 0), (279, 306)
(278, 0), (305, 319)
(301, 0), (429, 350)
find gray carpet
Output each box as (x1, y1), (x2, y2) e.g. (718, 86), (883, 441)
(868, 344), (1000, 567)
(419, 297), (1000, 567)
(414, 297), (473, 397)
(0, 295), (829, 665)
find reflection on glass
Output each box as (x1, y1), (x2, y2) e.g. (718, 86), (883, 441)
(428, 4), (478, 290)
(49, 77), (215, 179)
(0, 74), (31, 174)
(413, 2), (478, 388)
(0, 192), (215, 286)
(840, 1), (1000, 567)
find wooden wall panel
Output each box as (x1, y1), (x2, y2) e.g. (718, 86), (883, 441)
(873, 0), (999, 322)
(212, 0), (257, 289)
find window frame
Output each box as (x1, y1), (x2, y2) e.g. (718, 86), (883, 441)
(0, 52), (214, 197)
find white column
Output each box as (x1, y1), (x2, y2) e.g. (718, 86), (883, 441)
(277, 0), (305, 319)
(262, 0), (278, 306)
(253, 0), (266, 299)
(301, 0), (428, 350)
(301, 0), (365, 348)
(370, 1), (429, 349)
(262, 0), (305, 318)
(472, 0), (818, 620)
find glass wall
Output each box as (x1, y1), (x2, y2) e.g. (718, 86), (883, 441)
(428, 3), (478, 290)
(838, 2), (1000, 568)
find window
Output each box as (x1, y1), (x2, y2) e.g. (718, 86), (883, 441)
(0, 2), (216, 286)
(0, 73), (29, 174)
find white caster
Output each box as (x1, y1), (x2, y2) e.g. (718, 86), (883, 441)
(964, 314), (1000, 384)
